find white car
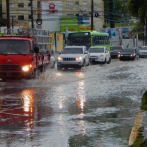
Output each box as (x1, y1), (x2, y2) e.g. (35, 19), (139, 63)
(88, 46), (111, 64)
(139, 46), (147, 58)
(57, 46), (90, 70)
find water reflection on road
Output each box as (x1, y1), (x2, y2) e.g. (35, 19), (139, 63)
(0, 59), (147, 147)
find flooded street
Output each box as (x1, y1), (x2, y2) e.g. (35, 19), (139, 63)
(0, 58), (147, 147)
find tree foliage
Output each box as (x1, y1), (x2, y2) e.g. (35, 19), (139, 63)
(0, 18), (7, 26)
(128, 0), (147, 25)
(103, 0), (129, 23)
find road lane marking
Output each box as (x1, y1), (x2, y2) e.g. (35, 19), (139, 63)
(128, 110), (144, 146)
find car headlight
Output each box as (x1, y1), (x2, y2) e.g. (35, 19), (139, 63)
(22, 64), (32, 72)
(120, 55), (123, 56)
(58, 57), (63, 61)
(99, 55), (104, 57)
(130, 54), (135, 56)
(76, 57), (82, 61)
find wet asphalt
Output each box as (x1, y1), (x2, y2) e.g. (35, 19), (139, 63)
(0, 58), (147, 147)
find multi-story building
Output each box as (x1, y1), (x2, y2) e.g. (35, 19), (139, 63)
(2, 0), (104, 31)
(2, 0), (37, 29)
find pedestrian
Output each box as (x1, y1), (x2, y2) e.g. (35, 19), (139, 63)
(127, 44), (129, 48)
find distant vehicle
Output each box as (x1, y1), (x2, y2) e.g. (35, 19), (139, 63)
(110, 45), (124, 58)
(139, 46), (147, 58)
(118, 48), (139, 60)
(67, 31), (110, 51)
(88, 46), (111, 64)
(57, 46), (90, 70)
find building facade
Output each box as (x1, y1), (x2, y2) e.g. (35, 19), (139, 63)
(2, 0), (37, 29)
(2, 0), (104, 31)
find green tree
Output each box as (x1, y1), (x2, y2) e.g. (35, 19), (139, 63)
(128, 0), (147, 25)
(103, 0), (129, 23)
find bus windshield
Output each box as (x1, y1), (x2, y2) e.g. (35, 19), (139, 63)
(67, 37), (91, 49)
(0, 40), (30, 55)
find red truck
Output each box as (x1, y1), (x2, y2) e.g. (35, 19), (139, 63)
(0, 29), (52, 82)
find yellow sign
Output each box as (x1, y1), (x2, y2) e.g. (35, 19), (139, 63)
(56, 33), (64, 51)
(49, 33), (55, 50)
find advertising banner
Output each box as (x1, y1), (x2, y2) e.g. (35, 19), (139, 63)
(41, 1), (62, 31)
(56, 33), (64, 51)
(49, 33), (55, 51)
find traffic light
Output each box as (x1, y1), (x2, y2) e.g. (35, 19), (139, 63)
(95, 12), (99, 18)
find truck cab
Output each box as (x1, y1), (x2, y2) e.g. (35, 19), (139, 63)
(0, 29), (52, 81)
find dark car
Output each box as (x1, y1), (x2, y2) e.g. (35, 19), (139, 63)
(110, 45), (124, 58)
(118, 48), (139, 60)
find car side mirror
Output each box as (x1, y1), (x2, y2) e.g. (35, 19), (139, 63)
(84, 51), (88, 54)
(58, 51), (63, 54)
(34, 47), (39, 54)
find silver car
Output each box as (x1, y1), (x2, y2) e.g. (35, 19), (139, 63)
(57, 46), (90, 70)
(139, 46), (147, 58)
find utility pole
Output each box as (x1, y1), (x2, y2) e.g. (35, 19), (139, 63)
(110, 0), (115, 28)
(6, 0), (10, 30)
(91, 0), (93, 31)
(30, 0), (34, 28)
(145, 18), (147, 45)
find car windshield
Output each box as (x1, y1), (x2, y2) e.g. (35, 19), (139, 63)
(63, 47), (83, 54)
(89, 47), (104, 53)
(0, 40), (30, 54)
(140, 47), (147, 50)
(110, 46), (122, 51)
(122, 49), (135, 53)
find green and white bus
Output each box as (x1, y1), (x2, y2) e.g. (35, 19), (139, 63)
(67, 31), (110, 51)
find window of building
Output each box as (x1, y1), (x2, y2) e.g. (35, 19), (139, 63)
(75, 1), (79, 5)
(18, 3), (24, 8)
(83, 1), (87, 5)
(18, 15), (24, 20)
(67, 1), (74, 6)
(28, 3), (31, 7)
(67, 14), (74, 17)
(28, 15), (32, 19)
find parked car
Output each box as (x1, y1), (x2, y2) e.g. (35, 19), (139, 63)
(110, 45), (124, 58)
(57, 46), (90, 70)
(88, 46), (111, 64)
(118, 48), (139, 60)
(139, 46), (147, 58)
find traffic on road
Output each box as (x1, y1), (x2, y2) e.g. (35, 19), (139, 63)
(1, 49), (147, 146)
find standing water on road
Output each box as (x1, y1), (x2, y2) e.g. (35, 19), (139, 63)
(0, 59), (147, 147)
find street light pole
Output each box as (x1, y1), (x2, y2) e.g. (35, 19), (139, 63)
(145, 18), (147, 45)
(91, 0), (93, 31)
(110, 0), (115, 28)
(6, 0), (10, 30)
(30, 0), (34, 28)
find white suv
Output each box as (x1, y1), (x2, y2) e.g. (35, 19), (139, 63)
(88, 46), (111, 64)
(57, 46), (90, 70)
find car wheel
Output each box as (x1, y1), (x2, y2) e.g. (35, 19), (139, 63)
(87, 61), (90, 66)
(103, 58), (106, 64)
(82, 60), (86, 67)
(107, 57), (111, 64)
(57, 64), (62, 70)
(40, 65), (45, 72)
(33, 69), (38, 79)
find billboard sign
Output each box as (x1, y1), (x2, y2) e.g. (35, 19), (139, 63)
(41, 1), (62, 20)
(41, 1), (62, 31)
